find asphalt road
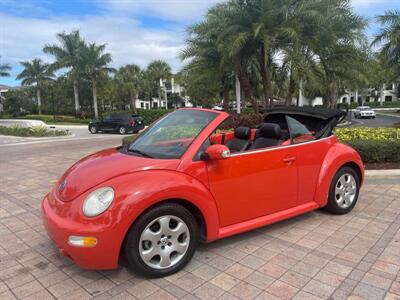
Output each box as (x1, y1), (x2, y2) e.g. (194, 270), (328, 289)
(0, 125), (125, 147)
(347, 112), (400, 127)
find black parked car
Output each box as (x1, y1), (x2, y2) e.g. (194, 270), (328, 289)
(88, 114), (145, 135)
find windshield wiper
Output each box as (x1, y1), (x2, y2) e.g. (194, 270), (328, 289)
(127, 148), (154, 158)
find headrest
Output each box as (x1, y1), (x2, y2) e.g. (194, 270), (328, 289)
(234, 127), (251, 140)
(258, 123), (281, 138)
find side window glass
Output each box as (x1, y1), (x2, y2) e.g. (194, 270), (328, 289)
(286, 116), (315, 144)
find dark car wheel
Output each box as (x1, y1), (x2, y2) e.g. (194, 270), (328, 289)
(124, 203), (199, 277)
(89, 125), (98, 134)
(325, 166), (360, 215)
(119, 126), (127, 135)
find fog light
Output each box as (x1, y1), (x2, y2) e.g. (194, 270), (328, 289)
(68, 236), (97, 247)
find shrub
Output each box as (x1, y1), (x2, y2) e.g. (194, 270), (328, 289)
(218, 113), (263, 130)
(18, 114), (90, 124)
(103, 109), (171, 125)
(335, 127), (400, 141)
(345, 140), (400, 163)
(349, 100), (400, 109)
(0, 125), (69, 137)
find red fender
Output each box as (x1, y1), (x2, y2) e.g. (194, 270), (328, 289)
(106, 170), (220, 247)
(314, 142), (364, 207)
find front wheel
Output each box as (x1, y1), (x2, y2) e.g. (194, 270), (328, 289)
(124, 204), (199, 277)
(119, 126), (127, 135)
(325, 166), (360, 215)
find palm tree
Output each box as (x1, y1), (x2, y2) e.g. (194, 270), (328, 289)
(81, 43), (113, 118)
(372, 10), (400, 77)
(146, 60), (171, 109)
(0, 57), (11, 77)
(43, 30), (85, 116)
(115, 64), (142, 113)
(16, 58), (54, 114)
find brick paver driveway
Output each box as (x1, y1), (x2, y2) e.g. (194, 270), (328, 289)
(1, 137), (399, 300)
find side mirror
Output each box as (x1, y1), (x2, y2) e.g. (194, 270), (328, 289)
(201, 144), (231, 161)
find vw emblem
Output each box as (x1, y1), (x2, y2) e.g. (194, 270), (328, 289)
(59, 180), (67, 192)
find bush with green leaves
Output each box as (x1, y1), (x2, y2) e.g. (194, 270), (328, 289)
(17, 114), (91, 124)
(345, 140), (400, 163)
(0, 125), (69, 137)
(103, 109), (172, 125)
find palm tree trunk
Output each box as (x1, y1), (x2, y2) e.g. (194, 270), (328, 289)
(260, 44), (273, 107)
(234, 62), (258, 113)
(73, 79), (80, 116)
(222, 86), (230, 111)
(36, 88), (42, 115)
(130, 92), (137, 113)
(286, 70), (295, 106)
(92, 80), (99, 119)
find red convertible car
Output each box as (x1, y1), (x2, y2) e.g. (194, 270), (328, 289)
(42, 107), (364, 277)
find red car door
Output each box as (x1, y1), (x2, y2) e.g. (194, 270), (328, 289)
(285, 116), (333, 206)
(206, 147), (298, 227)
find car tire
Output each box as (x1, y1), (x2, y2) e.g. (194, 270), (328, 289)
(325, 166), (360, 215)
(119, 126), (127, 135)
(89, 125), (98, 134)
(124, 203), (199, 277)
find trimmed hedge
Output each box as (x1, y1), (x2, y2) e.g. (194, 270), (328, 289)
(345, 140), (400, 163)
(349, 100), (400, 109)
(103, 109), (172, 125)
(18, 114), (90, 124)
(0, 125), (69, 137)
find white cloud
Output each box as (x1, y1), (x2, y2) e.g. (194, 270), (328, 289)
(0, 12), (188, 84)
(98, 0), (222, 22)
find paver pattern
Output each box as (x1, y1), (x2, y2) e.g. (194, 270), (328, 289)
(0, 137), (399, 300)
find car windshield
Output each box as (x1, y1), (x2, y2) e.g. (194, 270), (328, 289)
(360, 107), (371, 111)
(128, 109), (218, 159)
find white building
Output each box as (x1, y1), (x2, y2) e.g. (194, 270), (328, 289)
(0, 84), (11, 112)
(134, 77), (193, 110)
(296, 83), (398, 107)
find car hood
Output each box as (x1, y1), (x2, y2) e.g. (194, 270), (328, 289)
(55, 147), (180, 202)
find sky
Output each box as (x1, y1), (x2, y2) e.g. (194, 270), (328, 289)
(1, 0), (400, 86)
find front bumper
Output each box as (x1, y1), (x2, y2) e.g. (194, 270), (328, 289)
(41, 194), (121, 270)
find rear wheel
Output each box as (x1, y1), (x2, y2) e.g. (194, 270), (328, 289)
(89, 125), (98, 134)
(124, 204), (199, 277)
(325, 166), (360, 214)
(119, 126), (127, 135)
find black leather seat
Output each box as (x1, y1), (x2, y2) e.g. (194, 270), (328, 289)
(226, 127), (252, 152)
(250, 123), (282, 149)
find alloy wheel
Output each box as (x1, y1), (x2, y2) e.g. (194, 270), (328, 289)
(335, 173), (357, 209)
(139, 215), (190, 270)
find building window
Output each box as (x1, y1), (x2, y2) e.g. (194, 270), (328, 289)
(350, 97), (354, 102)
(385, 95), (393, 102)
(140, 102), (144, 108)
(145, 103), (149, 109)
(342, 97), (347, 103)
(366, 96), (370, 102)
(153, 102), (158, 109)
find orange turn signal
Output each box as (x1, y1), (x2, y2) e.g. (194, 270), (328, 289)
(68, 236), (97, 247)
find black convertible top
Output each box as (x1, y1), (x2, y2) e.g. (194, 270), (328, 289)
(264, 106), (346, 121)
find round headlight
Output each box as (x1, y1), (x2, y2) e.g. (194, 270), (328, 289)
(82, 187), (115, 217)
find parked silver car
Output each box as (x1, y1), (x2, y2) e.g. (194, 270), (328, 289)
(354, 106), (376, 119)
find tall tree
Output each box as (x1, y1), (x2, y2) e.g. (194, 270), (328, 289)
(0, 56), (11, 77)
(146, 60), (171, 109)
(16, 58), (54, 114)
(115, 64), (142, 113)
(81, 42), (113, 118)
(372, 10), (400, 78)
(43, 30), (85, 115)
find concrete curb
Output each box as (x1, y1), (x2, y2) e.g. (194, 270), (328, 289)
(365, 169), (400, 177)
